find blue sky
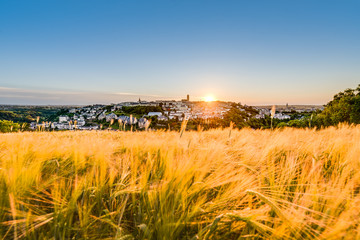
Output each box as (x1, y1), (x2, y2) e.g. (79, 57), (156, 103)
(0, 0), (359, 105)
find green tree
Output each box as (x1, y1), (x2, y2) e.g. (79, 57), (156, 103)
(276, 122), (288, 128)
(318, 85), (360, 126)
(222, 104), (248, 128)
(0, 120), (20, 132)
(350, 96), (360, 123)
(287, 119), (306, 128)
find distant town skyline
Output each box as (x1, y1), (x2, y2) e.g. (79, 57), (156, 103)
(1, 0), (359, 105)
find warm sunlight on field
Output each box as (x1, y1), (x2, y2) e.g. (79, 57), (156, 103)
(1, 126), (360, 239)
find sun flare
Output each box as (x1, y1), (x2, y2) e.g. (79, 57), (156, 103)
(204, 95), (216, 102)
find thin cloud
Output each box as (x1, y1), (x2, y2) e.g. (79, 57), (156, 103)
(0, 86), (168, 105)
(0, 87), (84, 95)
(115, 92), (163, 98)
(116, 92), (137, 95)
(0, 87), (17, 91)
(0, 94), (59, 99)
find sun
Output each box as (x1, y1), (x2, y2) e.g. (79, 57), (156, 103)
(204, 95), (216, 102)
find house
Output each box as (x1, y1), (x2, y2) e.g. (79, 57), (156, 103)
(30, 122), (37, 130)
(118, 115), (138, 125)
(138, 118), (150, 129)
(106, 113), (118, 122)
(77, 119), (86, 126)
(273, 113), (291, 120)
(59, 115), (69, 123)
(147, 112), (162, 117)
(129, 116), (137, 125)
(97, 111), (107, 120)
(157, 115), (168, 121)
(118, 115), (129, 124)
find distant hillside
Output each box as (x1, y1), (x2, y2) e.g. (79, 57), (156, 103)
(0, 105), (73, 123)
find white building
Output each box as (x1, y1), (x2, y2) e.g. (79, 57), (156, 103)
(138, 118), (150, 128)
(274, 113), (291, 120)
(98, 111), (107, 121)
(106, 113), (118, 122)
(147, 112), (163, 117)
(59, 115), (69, 123)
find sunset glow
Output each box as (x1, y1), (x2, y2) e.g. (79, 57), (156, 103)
(204, 95), (216, 102)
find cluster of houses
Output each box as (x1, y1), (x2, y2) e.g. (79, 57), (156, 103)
(29, 97), (322, 130)
(191, 102), (232, 119)
(30, 114), (100, 130)
(156, 100), (233, 120)
(30, 103), (152, 130)
(99, 99), (235, 122)
(254, 109), (291, 120)
(97, 110), (150, 128)
(253, 105), (323, 120)
(30, 105), (104, 130)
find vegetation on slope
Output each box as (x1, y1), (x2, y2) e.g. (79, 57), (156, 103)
(0, 106), (66, 123)
(0, 127), (360, 239)
(0, 120), (21, 133)
(315, 85), (360, 126)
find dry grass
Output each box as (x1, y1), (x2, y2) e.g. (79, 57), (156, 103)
(0, 125), (360, 239)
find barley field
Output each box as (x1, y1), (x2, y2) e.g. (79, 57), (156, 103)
(1, 126), (360, 239)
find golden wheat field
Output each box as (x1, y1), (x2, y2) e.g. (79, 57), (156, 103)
(1, 126), (360, 239)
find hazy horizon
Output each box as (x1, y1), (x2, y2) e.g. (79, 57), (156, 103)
(1, 0), (359, 105)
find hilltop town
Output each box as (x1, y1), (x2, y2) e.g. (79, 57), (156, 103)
(16, 95), (324, 131)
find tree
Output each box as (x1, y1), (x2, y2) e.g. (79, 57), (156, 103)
(287, 119), (306, 128)
(222, 104), (248, 128)
(318, 84), (360, 126)
(277, 122), (288, 128)
(350, 97), (360, 123)
(0, 120), (20, 132)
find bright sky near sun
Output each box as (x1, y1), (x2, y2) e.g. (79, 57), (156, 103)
(204, 95), (216, 102)
(0, 0), (360, 105)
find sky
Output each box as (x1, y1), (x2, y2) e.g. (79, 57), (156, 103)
(0, 0), (359, 105)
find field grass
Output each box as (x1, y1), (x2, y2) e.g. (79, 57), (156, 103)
(1, 126), (360, 239)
